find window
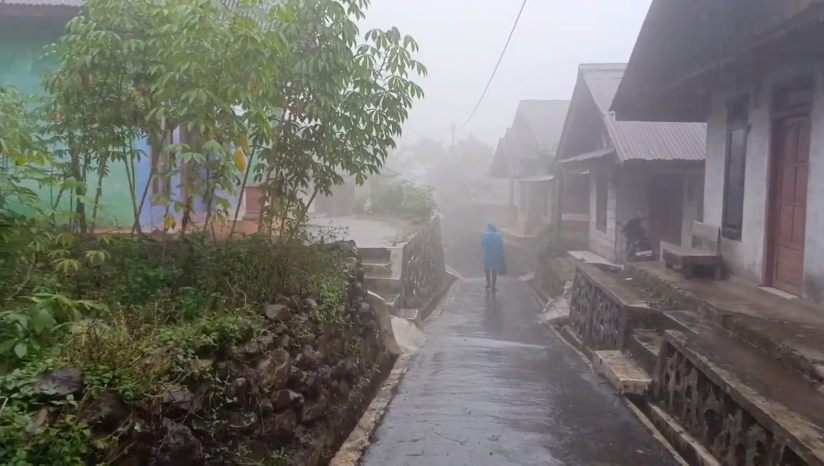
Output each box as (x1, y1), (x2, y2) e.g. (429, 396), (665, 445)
(595, 174), (608, 232)
(151, 131), (174, 204)
(721, 96), (749, 241)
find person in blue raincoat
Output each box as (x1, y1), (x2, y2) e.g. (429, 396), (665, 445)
(481, 223), (505, 291)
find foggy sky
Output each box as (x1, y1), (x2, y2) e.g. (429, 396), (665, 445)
(360, 0), (652, 147)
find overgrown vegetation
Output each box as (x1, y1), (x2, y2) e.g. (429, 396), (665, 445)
(0, 0), (424, 462)
(365, 179), (436, 221)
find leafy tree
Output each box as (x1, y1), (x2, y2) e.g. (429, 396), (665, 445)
(253, 0), (427, 234)
(44, 0), (291, 236)
(43, 0), (425, 238)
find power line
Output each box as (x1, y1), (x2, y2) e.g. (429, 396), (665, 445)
(459, 0), (528, 129)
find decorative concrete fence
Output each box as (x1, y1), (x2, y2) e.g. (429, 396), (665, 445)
(568, 264), (663, 351)
(569, 265), (630, 350)
(397, 216), (447, 311)
(652, 331), (811, 465)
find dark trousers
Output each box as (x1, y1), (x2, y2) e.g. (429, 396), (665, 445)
(485, 268), (498, 289)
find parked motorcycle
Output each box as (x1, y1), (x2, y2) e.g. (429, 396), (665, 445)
(619, 214), (654, 261)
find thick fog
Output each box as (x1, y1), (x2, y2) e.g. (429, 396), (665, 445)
(360, 0), (652, 146)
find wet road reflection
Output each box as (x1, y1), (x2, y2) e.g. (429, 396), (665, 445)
(360, 277), (678, 465)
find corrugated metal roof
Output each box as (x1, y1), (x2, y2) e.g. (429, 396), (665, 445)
(580, 63), (706, 162)
(557, 147), (616, 165)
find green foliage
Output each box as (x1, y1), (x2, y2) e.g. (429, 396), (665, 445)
(253, 0), (426, 233)
(0, 360), (93, 466)
(0, 0), (421, 462)
(368, 180), (436, 221)
(42, 0), (425, 236)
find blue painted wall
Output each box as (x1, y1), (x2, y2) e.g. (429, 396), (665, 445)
(1, 18), (240, 231)
(0, 17), (138, 228)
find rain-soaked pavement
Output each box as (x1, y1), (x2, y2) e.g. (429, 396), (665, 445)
(360, 211), (678, 465)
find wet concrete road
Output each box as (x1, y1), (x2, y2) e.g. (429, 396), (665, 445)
(361, 277), (678, 465)
(362, 208), (677, 466)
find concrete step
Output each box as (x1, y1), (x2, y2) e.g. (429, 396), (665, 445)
(630, 262), (824, 386)
(396, 308), (419, 323)
(364, 277), (401, 299)
(362, 261), (392, 278)
(626, 329), (663, 375)
(656, 329), (824, 465)
(359, 247), (391, 263)
(592, 350), (652, 396)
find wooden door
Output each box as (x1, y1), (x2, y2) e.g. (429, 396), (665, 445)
(769, 115), (810, 295)
(648, 174), (684, 257)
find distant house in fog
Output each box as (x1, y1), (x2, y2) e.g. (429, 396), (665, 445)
(489, 99), (569, 237)
(611, 0), (824, 302)
(555, 63), (705, 261)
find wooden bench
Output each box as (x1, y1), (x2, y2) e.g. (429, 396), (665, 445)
(661, 222), (723, 279)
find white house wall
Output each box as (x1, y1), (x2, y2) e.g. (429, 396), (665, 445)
(704, 62), (824, 303)
(588, 170), (617, 261)
(614, 167), (703, 258)
(681, 172), (704, 247)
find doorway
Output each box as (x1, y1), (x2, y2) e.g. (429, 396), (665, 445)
(767, 115), (810, 295)
(648, 174), (684, 258)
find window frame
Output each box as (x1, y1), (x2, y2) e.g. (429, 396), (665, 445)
(595, 174), (608, 233)
(721, 96), (749, 241)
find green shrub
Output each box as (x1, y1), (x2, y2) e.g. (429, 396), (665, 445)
(369, 180), (436, 221)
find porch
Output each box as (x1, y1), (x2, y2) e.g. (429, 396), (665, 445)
(630, 261), (824, 383)
(554, 255), (824, 464)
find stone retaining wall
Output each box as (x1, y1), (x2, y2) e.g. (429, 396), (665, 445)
(397, 216), (447, 312)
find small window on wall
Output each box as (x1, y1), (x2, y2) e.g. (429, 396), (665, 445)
(722, 96), (749, 241)
(595, 175), (608, 232)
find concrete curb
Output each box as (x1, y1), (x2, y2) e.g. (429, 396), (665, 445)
(330, 275), (459, 466)
(417, 270), (460, 323)
(527, 277), (551, 305)
(328, 353), (412, 466)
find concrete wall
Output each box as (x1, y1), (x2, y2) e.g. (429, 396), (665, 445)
(703, 61), (824, 303)
(588, 170), (617, 261)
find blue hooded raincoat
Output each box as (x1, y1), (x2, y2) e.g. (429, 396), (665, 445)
(481, 223), (505, 270)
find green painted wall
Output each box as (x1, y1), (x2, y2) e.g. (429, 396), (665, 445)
(0, 19), (136, 228)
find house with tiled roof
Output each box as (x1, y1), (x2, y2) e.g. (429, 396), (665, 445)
(555, 63), (706, 261)
(489, 99), (569, 237)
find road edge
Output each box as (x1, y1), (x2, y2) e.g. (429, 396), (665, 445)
(329, 277), (459, 466)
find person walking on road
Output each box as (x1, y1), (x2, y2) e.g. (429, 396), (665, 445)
(481, 223), (505, 291)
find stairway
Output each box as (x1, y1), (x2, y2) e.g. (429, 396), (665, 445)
(360, 247), (419, 324)
(562, 262), (824, 466)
